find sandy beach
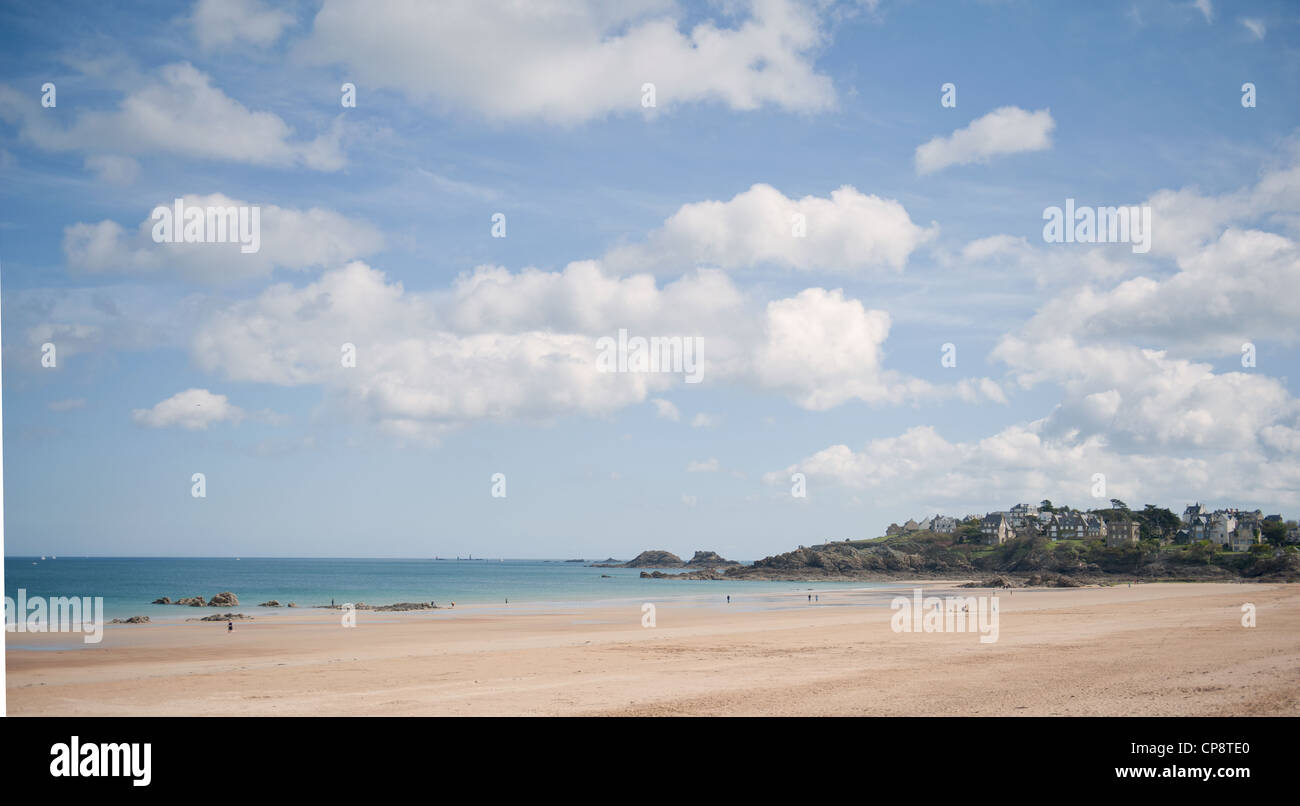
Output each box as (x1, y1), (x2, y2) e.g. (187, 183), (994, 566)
(6, 582), (1298, 716)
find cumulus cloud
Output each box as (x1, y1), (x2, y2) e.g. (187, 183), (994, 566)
(295, 0), (835, 124)
(189, 259), (998, 438)
(192, 0), (295, 51)
(0, 63), (344, 170)
(754, 288), (1004, 409)
(769, 420), (1300, 514)
(63, 193), (384, 283)
(993, 336), (1299, 453)
(605, 183), (937, 273)
(915, 106), (1054, 174)
(132, 388), (247, 430)
(1008, 228), (1300, 358)
(772, 144), (1300, 520)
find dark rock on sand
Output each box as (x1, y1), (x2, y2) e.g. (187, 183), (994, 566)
(109, 616), (150, 624)
(259, 600), (281, 607)
(372, 602), (438, 611)
(191, 612), (253, 621)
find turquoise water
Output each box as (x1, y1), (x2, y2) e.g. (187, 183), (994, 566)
(4, 556), (892, 621)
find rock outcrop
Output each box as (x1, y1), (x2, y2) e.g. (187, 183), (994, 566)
(259, 600), (281, 607)
(191, 612), (253, 622)
(613, 550), (684, 568)
(596, 549), (738, 568)
(640, 569), (725, 580)
(372, 602), (438, 611)
(686, 550), (739, 567)
(208, 591), (239, 607)
(109, 616), (150, 624)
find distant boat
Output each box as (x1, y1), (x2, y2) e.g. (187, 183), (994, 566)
(40, 556), (46, 561)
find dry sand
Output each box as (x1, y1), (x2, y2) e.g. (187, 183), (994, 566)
(6, 582), (1298, 716)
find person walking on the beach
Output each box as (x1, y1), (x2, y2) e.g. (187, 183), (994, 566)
(726, 595), (730, 604)
(807, 594), (811, 602)
(227, 621), (233, 633)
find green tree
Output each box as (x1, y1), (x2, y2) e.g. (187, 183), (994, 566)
(1261, 520), (1288, 547)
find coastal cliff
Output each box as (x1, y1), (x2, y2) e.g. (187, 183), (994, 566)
(633, 532), (1300, 583)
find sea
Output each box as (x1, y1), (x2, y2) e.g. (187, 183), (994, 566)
(4, 556), (900, 623)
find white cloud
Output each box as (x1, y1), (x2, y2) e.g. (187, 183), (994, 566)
(650, 398), (681, 421)
(1193, 0), (1213, 23)
(605, 183), (937, 273)
(193, 0), (295, 51)
(993, 336), (1299, 453)
(0, 63), (344, 170)
(687, 458), (720, 472)
(63, 193), (384, 283)
(191, 259), (996, 439)
(771, 418), (1300, 517)
(915, 107), (1054, 175)
(753, 287), (1004, 409)
(132, 388), (246, 430)
(1239, 18), (1266, 40)
(773, 144), (1300, 521)
(192, 262), (660, 434)
(1010, 228), (1300, 359)
(295, 0), (835, 124)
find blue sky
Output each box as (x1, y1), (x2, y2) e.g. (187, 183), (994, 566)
(2, 0), (1298, 559)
